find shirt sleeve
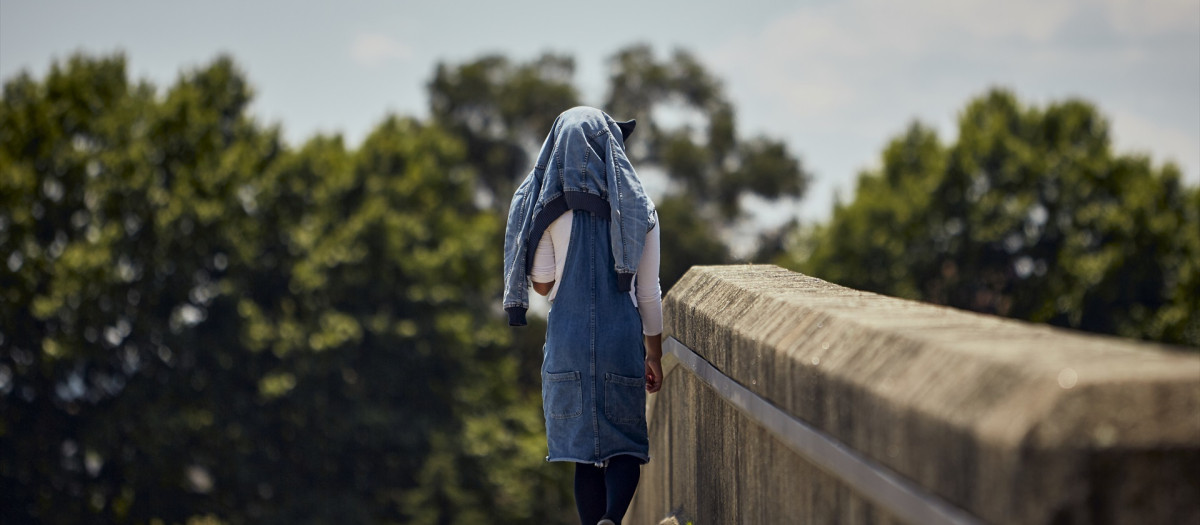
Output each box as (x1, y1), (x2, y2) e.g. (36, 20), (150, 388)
(530, 228), (556, 283)
(635, 222), (663, 336)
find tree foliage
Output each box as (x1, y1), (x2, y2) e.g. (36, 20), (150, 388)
(428, 53), (580, 204)
(603, 45), (810, 289)
(1, 53), (573, 524)
(793, 89), (1199, 347)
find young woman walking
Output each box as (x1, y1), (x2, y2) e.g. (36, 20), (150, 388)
(503, 106), (663, 525)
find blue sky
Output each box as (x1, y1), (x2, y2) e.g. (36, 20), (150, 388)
(3, 0), (1197, 224)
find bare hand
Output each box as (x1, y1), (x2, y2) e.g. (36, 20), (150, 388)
(644, 333), (663, 393)
(645, 357), (663, 393)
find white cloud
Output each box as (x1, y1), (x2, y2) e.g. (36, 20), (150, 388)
(1102, 0), (1200, 36)
(350, 33), (412, 68)
(706, 0), (1199, 220)
(712, 0), (1083, 117)
(1109, 109), (1200, 183)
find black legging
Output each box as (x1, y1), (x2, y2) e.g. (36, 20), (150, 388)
(574, 455), (642, 525)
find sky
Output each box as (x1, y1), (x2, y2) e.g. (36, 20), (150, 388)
(2, 0), (1198, 224)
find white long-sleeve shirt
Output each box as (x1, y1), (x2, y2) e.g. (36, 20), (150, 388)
(530, 210), (663, 336)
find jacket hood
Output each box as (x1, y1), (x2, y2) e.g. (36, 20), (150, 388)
(502, 106), (656, 326)
(615, 119), (636, 142)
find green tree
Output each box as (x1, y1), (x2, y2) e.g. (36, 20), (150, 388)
(1, 53), (281, 523)
(427, 53), (581, 206)
(1, 52), (572, 524)
(793, 89), (1199, 347)
(604, 45), (810, 289)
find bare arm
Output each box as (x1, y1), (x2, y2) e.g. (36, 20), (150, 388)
(638, 222), (664, 393)
(532, 281), (554, 296)
(644, 333), (663, 393)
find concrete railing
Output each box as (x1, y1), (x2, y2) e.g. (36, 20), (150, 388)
(629, 265), (1199, 525)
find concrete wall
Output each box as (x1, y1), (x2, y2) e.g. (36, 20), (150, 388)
(629, 265), (1200, 525)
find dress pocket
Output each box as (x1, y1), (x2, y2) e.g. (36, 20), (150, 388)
(604, 372), (646, 426)
(544, 370), (583, 419)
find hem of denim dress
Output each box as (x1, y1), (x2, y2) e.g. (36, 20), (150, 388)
(506, 306), (528, 326)
(545, 451), (650, 466)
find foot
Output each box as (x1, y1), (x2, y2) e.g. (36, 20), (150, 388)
(597, 519), (616, 525)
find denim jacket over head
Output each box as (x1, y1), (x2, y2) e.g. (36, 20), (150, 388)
(503, 106), (656, 326)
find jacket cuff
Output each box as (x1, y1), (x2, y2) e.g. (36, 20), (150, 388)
(506, 306), (528, 326)
(616, 272), (634, 293)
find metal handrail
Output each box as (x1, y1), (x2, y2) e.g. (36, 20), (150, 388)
(664, 336), (983, 525)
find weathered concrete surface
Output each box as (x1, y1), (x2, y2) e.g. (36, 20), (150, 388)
(630, 265), (1200, 525)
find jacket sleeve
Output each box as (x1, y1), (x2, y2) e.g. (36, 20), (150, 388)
(502, 120), (562, 326)
(604, 132), (655, 292)
(503, 176), (535, 326)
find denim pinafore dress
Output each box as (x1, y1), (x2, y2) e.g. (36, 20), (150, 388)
(542, 210), (649, 464)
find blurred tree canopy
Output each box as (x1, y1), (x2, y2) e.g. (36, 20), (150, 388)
(0, 53), (571, 524)
(788, 89), (1199, 347)
(1, 45), (809, 524)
